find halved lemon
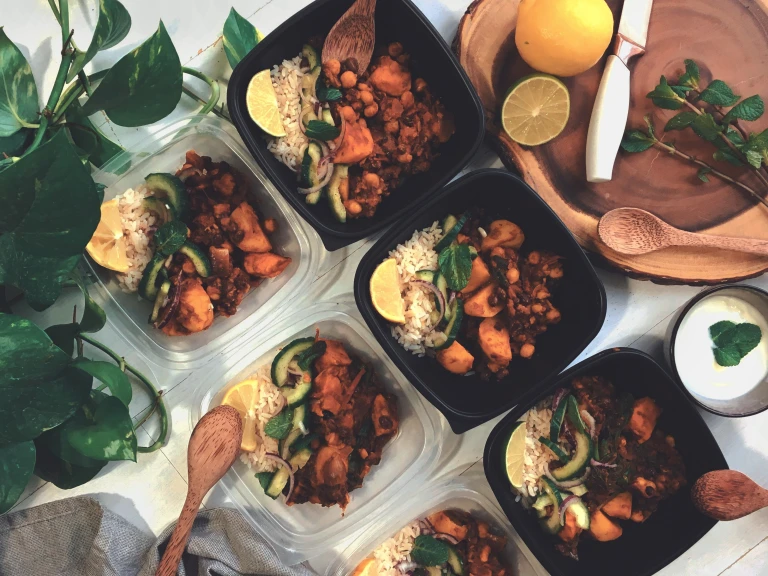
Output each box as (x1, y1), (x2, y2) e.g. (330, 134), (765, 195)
(85, 199), (130, 273)
(220, 379), (261, 452)
(246, 69), (286, 137)
(501, 74), (570, 146)
(370, 258), (405, 324)
(504, 421), (528, 489)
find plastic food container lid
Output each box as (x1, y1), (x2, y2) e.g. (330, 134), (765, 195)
(327, 470), (546, 576)
(85, 115), (321, 369)
(190, 300), (445, 565)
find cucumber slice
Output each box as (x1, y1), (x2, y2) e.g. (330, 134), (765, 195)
(539, 436), (569, 461)
(551, 429), (592, 481)
(446, 546), (465, 576)
(289, 448), (312, 470)
(435, 212), (470, 252)
(568, 500), (591, 529)
(142, 197), (175, 223)
(322, 108), (335, 126)
(441, 215), (458, 237)
(177, 242), (212, 277)
(138, 253), (167, 301)
(414, 270), (436, 283)
(281, 381), (312, 407)
(569, 484), (588, 497)
(566, 395), (589, 436)
(266, 467), (290, 499)
(145, 173), (188, 220)
(435, 299), (463, 351)
(301, 66), (321, 101)
(149, 280), (171, 323)
(539, 476), (565, 535)
(326, 164), (349, 223)
(290, 432), (318, 454)
(280, 428), (303, 460)
(550, 395), (570, 442)
(302, 142), (322, 188)
(302, 44), (319, 69)
(292, 403), (309, 430)
(271, 338), (315, 386)
(533, 494), (554, 518)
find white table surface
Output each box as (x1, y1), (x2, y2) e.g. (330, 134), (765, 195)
(7, 1), (768, 574)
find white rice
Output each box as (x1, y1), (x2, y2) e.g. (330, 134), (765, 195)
(387, 221), (444, 356)
(369, 521), (422, 576)
(518, 397), (558, 497)
(266, 54), (310, 171)
(115, 185), (158, 293)
(238, 362), (285, 472)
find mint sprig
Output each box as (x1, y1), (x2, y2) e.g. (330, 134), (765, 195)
(410, 535), (450, 567)
(709, 321), (762, 367)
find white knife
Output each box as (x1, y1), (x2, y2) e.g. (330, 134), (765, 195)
(585, 0), (654, 183)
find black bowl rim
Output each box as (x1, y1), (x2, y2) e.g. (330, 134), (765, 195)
(226, 0), (487, 251)
(354, 168), (608, 433)
(483, 347), (728, 576)
(667, 283), (768, 418)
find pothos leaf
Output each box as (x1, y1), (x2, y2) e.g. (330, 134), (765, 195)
(73, 359), (132, 407)
(81, 21), (182, 127)
(0, 128), (31, 157)
(664, 111), (697, 131)
(678, 59), (700, 90)
(67, 0), (132, 82)
(690, 113), (722, 142)
(222, 8), (263, 69)
(697, 166), (712, 183)
(70, 268), (106, 333)
(698, 80), (740, 107)
(33, 435), (105, 489)
(723, 95), (765, 124)
(646, 76), (685, 110)
(35, 401), (105, 469)
(0, 28), (40, 137)
(64, 391), (137, 462)
(620, 130), (655, 153)
(66, 99), (124, 168)
(45, 323), (79, 357)
(0, 440), (36, 514)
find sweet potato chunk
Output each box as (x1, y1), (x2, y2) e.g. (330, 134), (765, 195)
(601, 492), (632, 520)
(464, 284), (504, 317)
(461, 257), (491, 295)
(334, 120), (374, 164)
(436, 341), (474, 374)
(630, 508), (651, 523)
(478, 318), (512, 365)
(243, 252), (292, 278)
(428, 511), (469, 542)
(176, 279), (214, 334)
(369, 56), (412, 96)
(229, 202), (272, 253)
(588, 510), (623, 542)
(628, 397), (662, 444)
(558, 509), (582, 543)
(481, 220), (525, 252)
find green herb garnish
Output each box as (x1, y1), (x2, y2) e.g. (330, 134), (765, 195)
(154, 220), (188, 256)
(709, 321), (762, 367)
(438, 243), (472, 291)
(410, 535), (450, 567)
(296, 340), (327, 371)
(255, 471), (274, 492)
(264, 407), (295, 439)
(316, 76), (342, 102)
(305, 120), (340, 141)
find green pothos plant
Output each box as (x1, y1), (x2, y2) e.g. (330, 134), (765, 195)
(0, 1), (262, 514)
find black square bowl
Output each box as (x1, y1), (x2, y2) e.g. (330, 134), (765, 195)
(354, 169), (607, 433)
(484, 348), (728, 576)
(227, 0), (485, 251)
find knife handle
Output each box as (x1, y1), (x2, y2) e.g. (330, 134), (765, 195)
(586, 55), (630, 183)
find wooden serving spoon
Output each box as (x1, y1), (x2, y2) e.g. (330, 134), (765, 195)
(691, 470), (768, 521)
(155, 405), (243, 576)
(322, 0), (377, 73)
(598, 207), (768, 256)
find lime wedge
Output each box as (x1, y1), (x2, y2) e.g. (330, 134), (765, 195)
(246, 69), (287, 137)
(501, 73), (570, 146)
(504, 421), (528, 489)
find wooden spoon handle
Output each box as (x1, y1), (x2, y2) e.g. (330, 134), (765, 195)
(348, 0), (377, 16)
(155, 492), (203, 576)
(679, 231), (768, 256)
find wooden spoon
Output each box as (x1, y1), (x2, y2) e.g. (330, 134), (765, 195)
(322, 0), (377, 73)
(155, 405), (243, 576)
(599, 208), (768, 256)
(691, 470), (768, 521)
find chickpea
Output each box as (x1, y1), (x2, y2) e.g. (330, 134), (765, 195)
(360, 91), (375, 105)
(520, 343), (535, 358)
(347, 200), (362, 215)
(341, 71), (358, 88)
(364, 103), (379, 117)
(534, 288), (550, 300)
(339, 177), (349, 202)
(527, 251), (541, 265)
(357, 83), (371, 92)
(531, 303), (544, 314)
(400, 91), (415, 109)
(397, 54), (410, 65)
(388, 42), (404, 58)
(340, 106), (357, 122)
(325, 59), (341, 75)
(549, 266), (563, 279)
(506, 267), (520, 284)
(385, 120), (399, 134)
(414, 78), (428, 93)
(397, 152), (413, 163)
(364, 173), (381, 187)
(546, 309), (561, 323)
(351, 100), (364, 112)
(263, 218), (277, 234)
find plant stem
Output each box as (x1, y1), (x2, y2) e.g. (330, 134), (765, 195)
(182, 67), (221, 116)
(78, 333), (169, 453)
(182, 86), (231, 121)
(51, 69), (109, 124)
(651, 139), (768, 209)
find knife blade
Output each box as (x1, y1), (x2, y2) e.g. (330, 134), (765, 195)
(585, 0), (654, 183)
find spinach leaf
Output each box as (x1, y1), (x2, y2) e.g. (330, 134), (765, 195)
(255, 471), (274, 492)
(68, 0), (132, 82)
(709, 321), (762, 366)
(73, 359), (132, 407)
(82, 21), (182, 127)
(154, 220), (188, 256)
(65, 391), (137, 462)
(264, 408), (295, 440)
(70, 268), (106, 333)
(66, 100), (124, 168)
(438, 243), (473, 291)
(305, 120), (340, 141)
(33, 436), (105, 489)
(0, 28), (40, 137)
(0, 441), (36, 514)
(222, 8), (263, 69)
(411, 535), (450, 567)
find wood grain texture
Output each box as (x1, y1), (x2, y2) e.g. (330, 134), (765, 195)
(322, 0), (377, 73)
(691, 470), (768, 521)
(455, 0), (768, 284)
(155, 405), (243, 576)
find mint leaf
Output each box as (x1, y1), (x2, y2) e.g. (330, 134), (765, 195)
(697, 166), (712, 183)
(699, 80), (740, 107)
(316, 76), (342, 102)
(678, 59), (700, 90)
(264, 408), (294, 439)
(621, 130), (655, 153)
(725, 127), (746, 149)
(305, 120), (340, 141)
(710, 322), (762, 367)
(714, 346), (741, 367)
(438, 244), (473, 291)
(691, 113), (722, 142)
(255, 471), (274, 492)
(665, 111), (698, 131)
(713, 148), (743, 167)
(154, 221), (188, 256)
(723, 95), (764, 124)
(729, 323), (762, 356)
(647, 76), (685, 110)
(411, 535), (450, 567)
(746, 150), (763, 169)
(709, 320), (736, 342)
(744, 130), (768, 166)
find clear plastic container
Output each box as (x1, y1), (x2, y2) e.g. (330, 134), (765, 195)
(192, 302), (445, 565)
(85, 115), (320, 369)
(327, 472), (544, 576)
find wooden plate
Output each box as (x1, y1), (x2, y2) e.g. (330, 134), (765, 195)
(455, 0), (768, 284)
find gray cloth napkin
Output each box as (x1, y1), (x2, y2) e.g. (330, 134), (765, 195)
(0, 496), (317, 576)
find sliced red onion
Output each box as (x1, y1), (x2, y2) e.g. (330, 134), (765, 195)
(317, 156), (333, 180)
(264, 453), (295, 500)
(559, 495), (582, 526)
(447, 292), (456, 306)
(299, 106), (315, 134)
(335, 113), (347, 149)
(317, 140), (330, 158)
(590, 458), (617, 468)
(298, 421), (309, 436)
(545, 462), (591, 489)
(314, 101), (322, 115)
(177, 167), (201, 182)
(410, 280), (446, 323)
(154, 275), (182, 329)
(396, 561), (419, 574)
(420, 518), (435, 534)
(434, 533), (460, 545)
(298, 160), (334, 194)
(551, 388), (568, 412)
(581, 409), (596, 439)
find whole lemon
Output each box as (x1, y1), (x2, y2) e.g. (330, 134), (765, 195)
(516, 0), (614, 77)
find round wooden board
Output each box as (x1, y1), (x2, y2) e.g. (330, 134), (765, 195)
(455, 0), (768, 284)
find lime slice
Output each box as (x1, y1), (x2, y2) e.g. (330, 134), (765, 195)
(504, 421), (528, 489)
(246, 69), (287, 137)
(501, 73), (570, 146)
